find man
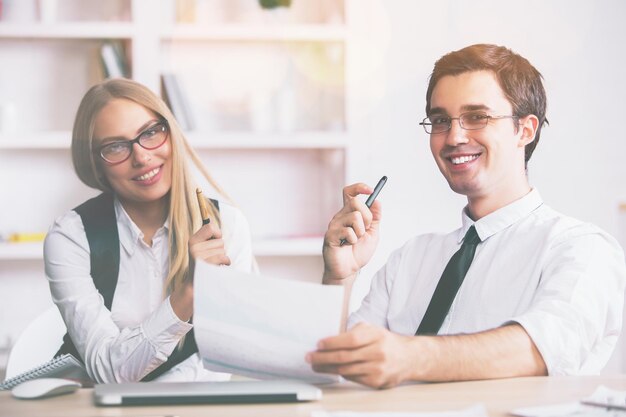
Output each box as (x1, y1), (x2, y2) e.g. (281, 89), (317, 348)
(306, 44), (626, 388)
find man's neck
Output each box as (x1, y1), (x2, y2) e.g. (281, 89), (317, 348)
(466, 179), (531, 221)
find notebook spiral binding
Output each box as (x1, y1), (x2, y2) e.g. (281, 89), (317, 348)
(0, 354), (88, 390)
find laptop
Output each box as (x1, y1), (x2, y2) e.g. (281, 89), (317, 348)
(93, 380), (322, 406)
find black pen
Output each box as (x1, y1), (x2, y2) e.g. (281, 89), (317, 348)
(340, 175), (387, 246)
(196, 188), (211, 225)
(364, 175), (387, 208)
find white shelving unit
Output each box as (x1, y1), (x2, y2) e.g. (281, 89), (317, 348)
(0, 0), (350, 267)
(0, 22), (135, 39)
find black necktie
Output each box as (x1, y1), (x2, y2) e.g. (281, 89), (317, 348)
(416, 226), (481, 335)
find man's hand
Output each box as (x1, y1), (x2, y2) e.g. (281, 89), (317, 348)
(307, 323), (547, 388)
(306, 323), (417, 389)
(322, 183), (382, 283)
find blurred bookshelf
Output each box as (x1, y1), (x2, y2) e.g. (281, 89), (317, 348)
(0, 0), (351, 269)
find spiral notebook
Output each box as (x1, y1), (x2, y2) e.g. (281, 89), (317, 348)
(0, 353), (91, 390)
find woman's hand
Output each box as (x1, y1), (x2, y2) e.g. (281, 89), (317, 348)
(170, 223), (231, 322)
(189, 222), (231, 266)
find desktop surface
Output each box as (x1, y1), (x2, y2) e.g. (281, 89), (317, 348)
(2, 375), (626, 417)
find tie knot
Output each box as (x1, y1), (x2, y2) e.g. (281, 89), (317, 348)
(463, 226), (481, 245)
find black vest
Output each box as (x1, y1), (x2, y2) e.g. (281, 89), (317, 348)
(55, 192), (218, 382)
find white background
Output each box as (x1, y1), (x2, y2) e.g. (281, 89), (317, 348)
(1, 0), (625, 373)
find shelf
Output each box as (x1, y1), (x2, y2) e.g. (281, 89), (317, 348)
(0, 22), (135, 39)
(0, 237), (324, 260)
(0, 23), (345, 42)
(186, 131), (348, 149)
(0, 132), (70, 149)
(0, 131), (348, 150)
(0, 242), (43, 260)
(161, 24), (346, 42)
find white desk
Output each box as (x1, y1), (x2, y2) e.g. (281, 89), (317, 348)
(2, 376), (625, 417)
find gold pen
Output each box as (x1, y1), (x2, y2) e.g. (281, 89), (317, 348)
(196, 188), (211, 225)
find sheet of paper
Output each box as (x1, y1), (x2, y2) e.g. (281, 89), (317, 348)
(193, 262), (344, 383)
(582, 385), (626, 410)
(511, 385), (626, 417)
(510, 402), (595, 417)
(310, 404), (488, 417)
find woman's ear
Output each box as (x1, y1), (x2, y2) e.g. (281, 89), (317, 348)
(518, 115), (539, 147)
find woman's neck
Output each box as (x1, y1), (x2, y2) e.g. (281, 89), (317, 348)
(119, 196), (169, 246)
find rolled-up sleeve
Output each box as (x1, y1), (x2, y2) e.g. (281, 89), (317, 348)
(511, 229), (626, 375)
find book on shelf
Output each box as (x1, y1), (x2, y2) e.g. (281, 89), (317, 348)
(161, 73), (195, 131)
(0, 353), (92, 390)
(6, 232), (46, 243)
(176, 0), (196, 23)
(259, 0), (292, 9)
(100, 42), (130, 79)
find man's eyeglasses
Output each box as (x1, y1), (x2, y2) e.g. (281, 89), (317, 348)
(419, 111), (519, 134)
(98, 120), (169, 164)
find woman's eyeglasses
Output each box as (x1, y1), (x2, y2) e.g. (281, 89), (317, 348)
(98, 120), (169, 165)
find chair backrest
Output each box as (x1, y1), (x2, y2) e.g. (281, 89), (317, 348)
(5, 306), (66, 379)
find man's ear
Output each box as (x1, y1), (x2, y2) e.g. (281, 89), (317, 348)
(518, 115), (539, 147)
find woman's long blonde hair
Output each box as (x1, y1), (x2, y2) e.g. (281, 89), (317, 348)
(72, 78), (229, 293)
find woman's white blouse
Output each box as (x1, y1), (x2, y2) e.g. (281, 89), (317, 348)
(44, 197), (254, 383)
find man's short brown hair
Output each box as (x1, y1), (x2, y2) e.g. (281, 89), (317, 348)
(426, 44), (548, 164)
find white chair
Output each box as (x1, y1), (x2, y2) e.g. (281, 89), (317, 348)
(5, 306), (67, 379)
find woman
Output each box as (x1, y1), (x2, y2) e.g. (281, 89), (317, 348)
(44, 78), (254, 383)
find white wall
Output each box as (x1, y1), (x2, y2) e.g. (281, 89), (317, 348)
(347, 0), (626, 372)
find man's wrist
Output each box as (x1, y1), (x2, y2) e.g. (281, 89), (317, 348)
(407, 335), (436, 382)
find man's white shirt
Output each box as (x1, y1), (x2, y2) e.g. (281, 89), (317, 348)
(348, 189), (626, 375)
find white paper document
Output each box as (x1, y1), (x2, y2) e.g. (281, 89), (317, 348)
(582, 385), (626, 410)
(193, 263), (344, 383)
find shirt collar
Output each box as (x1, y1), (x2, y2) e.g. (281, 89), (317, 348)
(114, 197), (169, 255)
(459, 188), (543, 243)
